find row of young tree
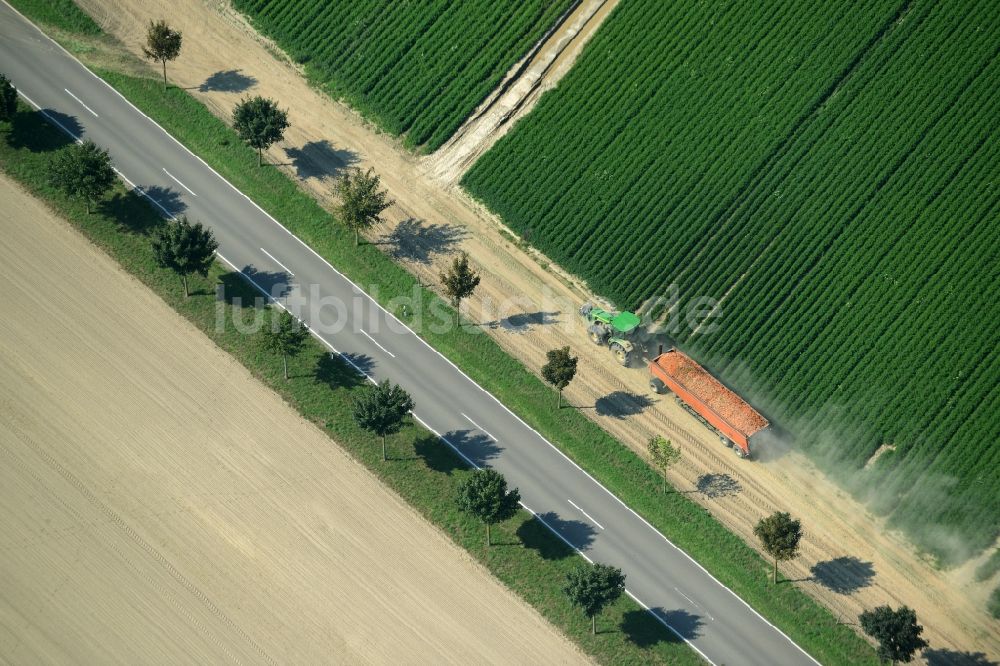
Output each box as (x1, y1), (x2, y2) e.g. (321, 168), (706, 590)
(753, 511), (928, 664)
(142, 20), (408, 247)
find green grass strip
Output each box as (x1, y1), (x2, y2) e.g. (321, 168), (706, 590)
(6, 0), (100, 35)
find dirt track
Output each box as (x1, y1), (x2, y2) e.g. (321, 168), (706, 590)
(0, 174), (587, 664)
(65, 1), (1000, 659)
(426, 0), (617, 184)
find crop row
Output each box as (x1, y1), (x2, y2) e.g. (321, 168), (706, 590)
(234, 0), (575, 151)
(463, 0), (1000, 560)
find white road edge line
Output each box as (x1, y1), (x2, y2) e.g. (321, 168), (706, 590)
(116, 169), (177, 220)
(64, 87), (98, 117)
(162, 167), (197, 197)
(139, 188), (175, 219)
(567, 499), (605, 530)
(5, 7), (817, 662)
(360, 329), (395, 358)
(112, 167), (135, 189)
(625, 591), (716, 664)
(18, 91), (81, 143)
(460, 413), (497, 442)
(259, 247), (294, 276)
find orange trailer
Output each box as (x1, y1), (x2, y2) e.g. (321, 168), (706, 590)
(649, 349), (769, 458)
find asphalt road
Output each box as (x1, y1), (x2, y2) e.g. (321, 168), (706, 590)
(0, 4), (820, 664)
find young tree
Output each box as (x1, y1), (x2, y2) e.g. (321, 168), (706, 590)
(232, 96), (289, 166)
(0, 73), (17, 123)
(352, 380), (414, 461)
(142, 20), (182, 91)
(455, 468), (520, 547)
(334, 167), (393, 245)
(541, 346), (577, 408)
(440, 251), (480, 314)
(563, 563), (626, 635)
(259, 310), (308, 380)
(754, 511), (803, 584)
(647, 435), (680, 493)
(150, 216), (218, 297)
(48, 140), (116, 214)
(858, 605), (928, 665)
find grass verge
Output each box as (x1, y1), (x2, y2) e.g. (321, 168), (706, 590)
(2, 3), (880, 661)
(5, 0), (100, 34)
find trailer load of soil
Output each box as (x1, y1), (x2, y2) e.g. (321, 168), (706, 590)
(650, 349), (768, 453)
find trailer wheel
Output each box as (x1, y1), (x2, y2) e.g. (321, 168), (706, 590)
(649, 377), (666, 394)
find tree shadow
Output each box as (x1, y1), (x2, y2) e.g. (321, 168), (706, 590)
(492, 311), (559, 333)
(924, 649), (997, 666)
(387, 218), (467, 265)
(283, 139), (357, 180)
(414, 434), (467, 475)
(139, 184), (188, 217)
(519, 511), (596, 556)
(621, 609), (686, 648)
(656, 608), (704, 640)
(594, 391), (654, 419)
(217, 271), (268, 307)
(5, 109), (79, 151)
(339, 351), (376, 378)
(809, 556), (875, 594)
(241, 266), (292, 299)
(314, 352), (368, 391)
(696, 473), (742, 498)
(516, 516), (573, 560)
(198, 69), (257, 93)
(442, 429), (500, 467)
(96, 190), (165, 235)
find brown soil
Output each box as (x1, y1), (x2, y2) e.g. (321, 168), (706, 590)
(0, 173), (587, 664)
(65, 1), (1000, 660)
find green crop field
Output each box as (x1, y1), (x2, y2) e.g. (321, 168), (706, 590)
(232, 0), (575, 151)
(464, 0), (1000, 561)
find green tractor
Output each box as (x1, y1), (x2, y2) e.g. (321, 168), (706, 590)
(579, 303), (641, 366)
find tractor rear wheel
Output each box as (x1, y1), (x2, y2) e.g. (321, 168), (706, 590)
(589, 329), (603, 344)
(611, 343), (630, 366)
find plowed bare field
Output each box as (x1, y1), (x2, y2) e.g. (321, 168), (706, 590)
(0, 173), (586, 665)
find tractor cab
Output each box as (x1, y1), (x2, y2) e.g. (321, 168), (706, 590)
(610, 311), (641, 337)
